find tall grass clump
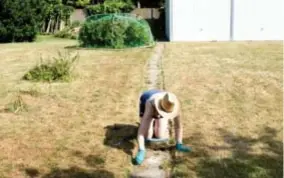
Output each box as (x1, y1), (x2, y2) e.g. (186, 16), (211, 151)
(23, 51), (79, 82)
(5, 94), (28, 113)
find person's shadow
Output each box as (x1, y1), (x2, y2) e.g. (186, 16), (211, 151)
(103, 123), (138, 156)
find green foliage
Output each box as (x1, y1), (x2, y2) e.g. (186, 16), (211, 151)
(85, 1), (135, 16)
(0, 0), (74, 42)
(0, 0), (47, 43)
(78, 14), (154, 49)
(23, 52), (79, 82)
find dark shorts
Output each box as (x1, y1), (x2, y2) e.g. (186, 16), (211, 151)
(139, 89), (162, 117)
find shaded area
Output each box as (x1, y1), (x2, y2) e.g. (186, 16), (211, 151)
(64, 44), (155, 50)
(25, 168), (40, 178)
(85, 155), (105, 168)
(144, 8), (166, 41)
(104, 124), (138, 155)
(197, 127), (283, 178)
(169, 127), (283, 178)
(24, 151), (110, 178)
(42, 167), (114, 178)
(25, 166), (114, 178)
(70, 150), (106, 168)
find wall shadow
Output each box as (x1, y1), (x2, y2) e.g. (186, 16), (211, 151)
(25, 166), (114, 178)
(167, 126), (283, 178)
(70, 150), (106, 169)
(104, 124), (138, 156)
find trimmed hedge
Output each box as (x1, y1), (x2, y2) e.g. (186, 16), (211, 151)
(78, 14), (154, 49)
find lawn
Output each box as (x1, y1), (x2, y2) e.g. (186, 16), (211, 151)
(0, 37), (152, 178)
(162, 42), (283, 178)
(0, 38), (282, 178)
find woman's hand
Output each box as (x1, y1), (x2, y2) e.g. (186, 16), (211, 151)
(134, 149), (146, 165)
(176, 143), (192, 152)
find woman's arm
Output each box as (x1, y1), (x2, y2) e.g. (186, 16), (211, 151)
(173, 111), (191, 152)
(135, 101), (154, 165)
(137, 101), (154, 150)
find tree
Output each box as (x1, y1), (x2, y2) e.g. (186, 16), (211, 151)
(0, 0), (47, 42)
(0, 0), (74, 42)
(41, 0), (74, 34)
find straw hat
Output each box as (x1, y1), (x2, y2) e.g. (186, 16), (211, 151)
(153, 92), (179, 118)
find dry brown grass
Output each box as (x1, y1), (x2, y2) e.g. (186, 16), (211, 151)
(162, 41), (283, 178)
(0, 37), (152, 178)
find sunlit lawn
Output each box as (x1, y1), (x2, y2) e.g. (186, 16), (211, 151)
(0, 37), (152, 178)
(162, 41), (283, 178)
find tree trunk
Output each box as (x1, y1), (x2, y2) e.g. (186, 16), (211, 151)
(46, 19), (52, 33)
(41, 22), (46, 33)
(51, 19), (56, 33)
(54, 16), (59, 33)
(60, 20), (65, 31)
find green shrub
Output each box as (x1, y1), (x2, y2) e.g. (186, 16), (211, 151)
(54, 21), (81, 39)
(70, 20), (82, 28)
(84, 1), (135, 16)
(54, 28), (72, 39)
(54, 28), (78, 39)
(23, 52), (79, 82)
(78, 14), (154, 48)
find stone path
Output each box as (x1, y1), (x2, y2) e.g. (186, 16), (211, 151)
(147, 43), (164, 89)
(130, 43), (172, 178)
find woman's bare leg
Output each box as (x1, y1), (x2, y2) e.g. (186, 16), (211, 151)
(140, 117), (154, 139)
(153, 118), (169, 139)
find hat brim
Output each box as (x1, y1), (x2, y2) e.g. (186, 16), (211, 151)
(153, 92), (178, 118)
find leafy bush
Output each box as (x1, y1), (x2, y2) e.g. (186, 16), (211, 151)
(54, 28), (72, 39)
(78, 14), (154, 48)
(54, 27), (78, 39)
(23, 52), (79, 82)
(70, 20), (82, 28)
(0, 0), (47, 43)
(84, 1), (135, 16)
(54, 20), (81, 39)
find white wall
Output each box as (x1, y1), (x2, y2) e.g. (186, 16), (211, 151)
(233, 0), (284, 40)
(167, 0), (284, 41)
(170, 0), (231, 41)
